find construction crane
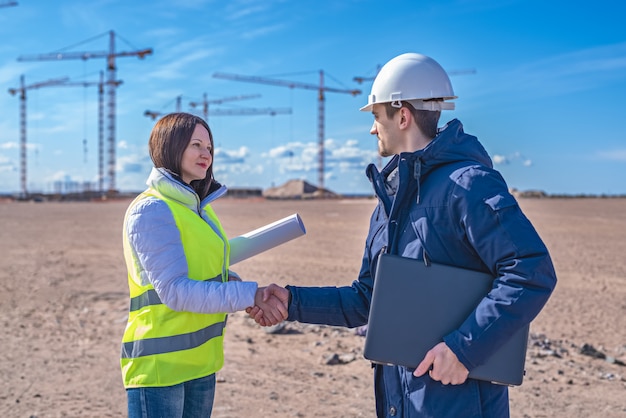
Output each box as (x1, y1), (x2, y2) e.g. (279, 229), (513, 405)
(17, 30), (153, 195)
(144, 96), (183, 120)
(8, 75), (69, 198)
(213, 70), (361, 194)
(189, 93), (261, 121)
(8, 73), (121, 197)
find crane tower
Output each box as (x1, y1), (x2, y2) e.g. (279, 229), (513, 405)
(8, 76), (69, 198)
(55, 73), (122, 194)
(18, 30), (152, 195)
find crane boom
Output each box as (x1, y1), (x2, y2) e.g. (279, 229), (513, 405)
(8, 76), (69, 95)
(189, 93), (261, 107)
(147, 107), (291, 120)
(209, 107), (292, 116)
(213, 70), (361, 193)
(353, 68), (476, 84)
(17, 49), (153, 62)
(189, 93), (262, 121)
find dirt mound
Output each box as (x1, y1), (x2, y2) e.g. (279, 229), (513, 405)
(262, 179), (338, 199)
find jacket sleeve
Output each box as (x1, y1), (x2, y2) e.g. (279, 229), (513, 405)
(286, 201), (385, 327)
(443, 167), (557, 371)
(286, 252), (372, 328)
(126, 197), (258, 313)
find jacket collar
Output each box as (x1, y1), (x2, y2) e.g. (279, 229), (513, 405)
(146, 167), (200, 211)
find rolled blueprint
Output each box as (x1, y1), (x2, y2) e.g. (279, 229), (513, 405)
(229, 213), (306, 265)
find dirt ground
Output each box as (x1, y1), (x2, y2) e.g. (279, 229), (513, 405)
(0, 196), (624, 417)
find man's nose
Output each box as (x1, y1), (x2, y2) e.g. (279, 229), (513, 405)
(370, 122), (377, 135)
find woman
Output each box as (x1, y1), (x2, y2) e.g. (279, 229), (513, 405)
(121, 112), (287, 417)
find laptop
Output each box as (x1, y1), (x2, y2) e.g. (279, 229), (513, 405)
(364, 253), (529, 386)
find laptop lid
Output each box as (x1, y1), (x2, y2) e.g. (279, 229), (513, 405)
(364, 253), (529, 386)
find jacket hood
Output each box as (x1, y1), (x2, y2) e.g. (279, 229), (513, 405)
(418, 119), (492, 172)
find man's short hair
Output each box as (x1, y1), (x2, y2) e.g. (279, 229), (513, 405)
(384, 102), (441, 139)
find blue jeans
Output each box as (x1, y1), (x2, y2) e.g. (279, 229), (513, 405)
(127, 374), (216, 418)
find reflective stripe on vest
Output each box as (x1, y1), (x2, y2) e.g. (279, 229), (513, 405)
(129, 274), (222, 312)
(121, 321), (225, 358)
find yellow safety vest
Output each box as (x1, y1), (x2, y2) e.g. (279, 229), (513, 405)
(120, 190), (229, 388)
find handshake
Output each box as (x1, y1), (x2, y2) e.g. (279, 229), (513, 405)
(248, 284), (290, 326)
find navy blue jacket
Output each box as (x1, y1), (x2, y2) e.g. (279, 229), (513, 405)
(287, 119), (557, 417)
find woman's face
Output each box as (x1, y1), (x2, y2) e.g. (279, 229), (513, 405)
(180, 124), (212, 184)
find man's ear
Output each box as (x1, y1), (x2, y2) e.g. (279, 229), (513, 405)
(398, 107), (410, 129)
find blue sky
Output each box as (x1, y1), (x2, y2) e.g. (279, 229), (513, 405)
(1, 0), (625, 196)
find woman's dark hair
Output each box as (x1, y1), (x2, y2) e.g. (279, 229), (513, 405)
(148, 112), (216, 199)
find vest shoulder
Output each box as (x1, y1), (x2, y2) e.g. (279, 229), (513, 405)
(126, 196), (174, 229)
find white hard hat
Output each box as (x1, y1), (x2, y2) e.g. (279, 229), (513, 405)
(360, 53), (457, 112)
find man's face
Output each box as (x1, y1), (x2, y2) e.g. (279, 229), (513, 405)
(369, 103), (401, 157)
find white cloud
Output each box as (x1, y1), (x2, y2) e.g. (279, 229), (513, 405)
(267, 145), (295, 158)
(492, 154), (508, 165)
(0, 142), (19, 150)
(240, 23), (287, 40)
(214, 146), (250, 163)
(215, 163), (263, 176)
(596, 149), (626, 161)
(492, 152), (532, 167)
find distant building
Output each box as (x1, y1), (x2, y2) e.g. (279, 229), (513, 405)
(226, 187), (263, 198)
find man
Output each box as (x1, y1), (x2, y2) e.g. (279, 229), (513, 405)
(252, 53), (557, 417)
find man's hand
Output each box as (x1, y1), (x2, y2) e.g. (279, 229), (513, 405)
(413, 342), (469, 385)
(251, 284), (289, 326)
(248, 284), (289, 326)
